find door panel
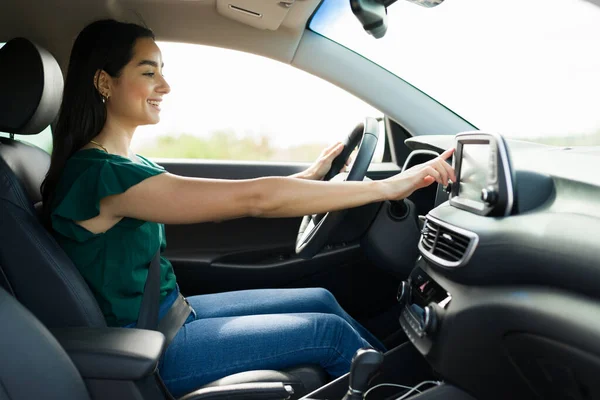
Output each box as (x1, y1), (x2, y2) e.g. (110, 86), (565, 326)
(159, 159), (402, 323)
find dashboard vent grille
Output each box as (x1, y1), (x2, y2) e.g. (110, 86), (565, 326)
(419, 218), (476, 267)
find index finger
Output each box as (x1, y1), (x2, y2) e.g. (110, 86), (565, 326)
(438, 147), (455, 161)
(437, 148), (456, 182)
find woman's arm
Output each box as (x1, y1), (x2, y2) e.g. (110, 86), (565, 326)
(104, 174), (386, 224)
(80, 148), (454, 231)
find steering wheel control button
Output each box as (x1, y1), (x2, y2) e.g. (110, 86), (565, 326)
(480, 187), (498, 205)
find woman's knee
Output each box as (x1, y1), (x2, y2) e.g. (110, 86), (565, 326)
(306, 287), (340, 311)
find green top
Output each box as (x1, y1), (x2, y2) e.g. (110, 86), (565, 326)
(50, 148), (177, 327)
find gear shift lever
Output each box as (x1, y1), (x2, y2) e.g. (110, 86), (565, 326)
(342, 348), (384, 400)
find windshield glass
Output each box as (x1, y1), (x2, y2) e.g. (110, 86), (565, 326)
(310, 0), (600, 146)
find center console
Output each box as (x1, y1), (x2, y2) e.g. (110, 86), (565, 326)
(301, 341), (475, 400)
(397, 132), (514, 363)
(359, 131), (517, 399)
(306, 132), (522, 399)
(397, 264), (452, 354)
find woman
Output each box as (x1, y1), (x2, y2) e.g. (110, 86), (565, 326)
(41, 19), (455, 397)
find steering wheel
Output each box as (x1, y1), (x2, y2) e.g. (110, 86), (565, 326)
(295, 117), (380, 259)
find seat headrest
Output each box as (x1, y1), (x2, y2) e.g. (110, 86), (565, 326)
(0, 38), (64, 135)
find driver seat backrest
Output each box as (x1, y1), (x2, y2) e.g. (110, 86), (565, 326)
(0, 286), (92, 400)
(0, 37), (106, 328)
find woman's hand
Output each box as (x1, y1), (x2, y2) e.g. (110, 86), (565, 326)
(381, 148), (455, 201)
(293, 142), (350, 180)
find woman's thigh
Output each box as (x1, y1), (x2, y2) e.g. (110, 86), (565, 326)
(186, 287), (344, 319)
(159, 312), (369, 398)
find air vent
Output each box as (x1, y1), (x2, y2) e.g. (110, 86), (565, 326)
(419, 217), (478, 267)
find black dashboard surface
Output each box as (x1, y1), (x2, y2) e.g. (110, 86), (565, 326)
(401, 134), (600, 400)
(407, 134), (600, 297)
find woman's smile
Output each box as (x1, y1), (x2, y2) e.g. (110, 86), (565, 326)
(147, 98), (162, 112)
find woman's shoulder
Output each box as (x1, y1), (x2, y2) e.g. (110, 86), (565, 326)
(58, 149), (148, 189)
(65, 149), (164, 174)
(59, 148), (163, 192)
(50, 149), (166, 240)
(51, 149), (166, 224)
(134, 153), (164, 170)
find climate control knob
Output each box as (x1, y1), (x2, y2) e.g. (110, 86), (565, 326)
(397, 281), (409, 306)
(480, 187), (498, 205)
(422, 305), (438, 335)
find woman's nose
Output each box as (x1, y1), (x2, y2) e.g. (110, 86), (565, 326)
(158, 74), (171, 94)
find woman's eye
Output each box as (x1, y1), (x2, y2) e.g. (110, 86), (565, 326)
(143, 72), (155, 77)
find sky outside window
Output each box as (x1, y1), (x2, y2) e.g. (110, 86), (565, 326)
(311, 0), (600, 145)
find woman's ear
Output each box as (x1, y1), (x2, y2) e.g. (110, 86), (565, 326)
(94, 70), (111, 100)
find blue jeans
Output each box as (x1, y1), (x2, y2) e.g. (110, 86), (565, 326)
(157, 287), (386, 398)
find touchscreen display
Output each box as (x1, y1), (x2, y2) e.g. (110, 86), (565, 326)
(458, 144), (490, 207)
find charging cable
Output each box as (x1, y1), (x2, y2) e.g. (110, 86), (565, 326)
(363, 380), (441, 399)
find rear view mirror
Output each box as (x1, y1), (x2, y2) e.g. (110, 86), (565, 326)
(350, 0), (390, 39)
(350, 0), (445, 39)
(404, 0), (445, 7)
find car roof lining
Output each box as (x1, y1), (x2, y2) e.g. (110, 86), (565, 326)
(0, 0), (322, 71)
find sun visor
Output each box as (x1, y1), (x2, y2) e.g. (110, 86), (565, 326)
(216, 0), (296, 30)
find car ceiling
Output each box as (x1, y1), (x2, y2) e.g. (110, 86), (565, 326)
(0, 0), (321, 71)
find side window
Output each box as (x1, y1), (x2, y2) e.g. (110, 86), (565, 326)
(132, 42), (386, 163)
(0, 42), (53, 154)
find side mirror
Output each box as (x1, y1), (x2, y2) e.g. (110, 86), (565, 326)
(350, 0), (445, 39)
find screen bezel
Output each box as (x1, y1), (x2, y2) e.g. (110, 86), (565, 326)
(449, 132), (514, 216)
(452, 137), (492, 215)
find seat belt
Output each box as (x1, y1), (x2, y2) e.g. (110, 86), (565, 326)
(136, 250), (192, 347)
(0, 264), (16, 297)
(136, 249), (161, 330)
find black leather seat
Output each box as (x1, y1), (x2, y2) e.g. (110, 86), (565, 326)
(0, 287), (92, 400)
(0, 287), (303, 400)
(0, 37), (327, 399)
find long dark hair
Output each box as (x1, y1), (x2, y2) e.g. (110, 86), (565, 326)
(41, 19), (154, 227)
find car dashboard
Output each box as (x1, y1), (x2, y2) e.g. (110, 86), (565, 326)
(397, 133), (600, 400)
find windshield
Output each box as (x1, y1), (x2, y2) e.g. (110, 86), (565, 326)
(310, 0), (600, 146)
